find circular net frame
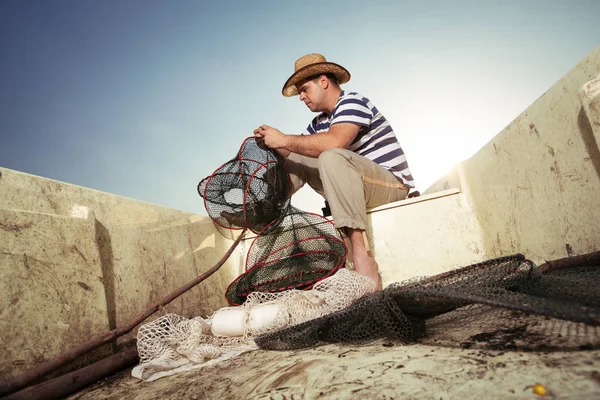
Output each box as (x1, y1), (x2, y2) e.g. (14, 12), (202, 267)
(197, 137), (347, 305)
(226, 208), (347, 305)
(198, 137), (292, 234)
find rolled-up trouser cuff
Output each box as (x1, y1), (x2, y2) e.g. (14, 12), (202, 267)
(333, 216), (367, 231)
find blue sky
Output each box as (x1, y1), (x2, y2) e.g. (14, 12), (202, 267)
(1, 0), (599, 215)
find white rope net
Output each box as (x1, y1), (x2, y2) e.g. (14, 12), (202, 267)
(132, 268), (376, 381)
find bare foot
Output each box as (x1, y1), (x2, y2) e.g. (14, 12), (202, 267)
(346, 228), (382, 290)
(352, 251), (382, 290)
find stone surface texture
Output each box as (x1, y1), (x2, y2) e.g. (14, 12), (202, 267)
(69, 342), (600, 400)
(0, 168), (243, 378)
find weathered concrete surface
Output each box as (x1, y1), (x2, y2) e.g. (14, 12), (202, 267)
(426, 45), (600, 265)
(579, 72), (600, 141)
(69, 343), (600, 400)
(0, 167), (243, 378)
(367, 189), (488, 285)
(0, 209), (111, 378)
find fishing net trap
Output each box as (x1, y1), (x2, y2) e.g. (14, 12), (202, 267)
(197, 137), (347, 305)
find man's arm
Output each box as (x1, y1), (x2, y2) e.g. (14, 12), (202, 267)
(255, 123), (360, 158)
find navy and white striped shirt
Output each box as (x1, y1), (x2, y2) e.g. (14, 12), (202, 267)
(305, 91), (415, 188)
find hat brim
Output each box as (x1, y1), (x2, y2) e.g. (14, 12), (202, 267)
(282, 62), (351, 97)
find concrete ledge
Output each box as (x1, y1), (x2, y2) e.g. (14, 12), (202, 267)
(368, 189), (486, 285)
(368, 188), (461, 213)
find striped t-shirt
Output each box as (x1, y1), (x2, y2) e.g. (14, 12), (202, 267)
(305, 91), (415, 188)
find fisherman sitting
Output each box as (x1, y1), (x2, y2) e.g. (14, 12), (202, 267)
(231, 53), (415, 289)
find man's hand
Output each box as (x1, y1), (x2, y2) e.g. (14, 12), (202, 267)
(253, 122), (360, 159)
(254, 125), (289, 149)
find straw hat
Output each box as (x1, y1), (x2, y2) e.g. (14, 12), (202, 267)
(282, 53), (351, 97)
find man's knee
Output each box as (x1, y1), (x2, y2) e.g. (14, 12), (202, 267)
(318, 148), (350, 170)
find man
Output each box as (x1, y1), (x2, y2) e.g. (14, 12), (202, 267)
(254, 53), (415, 289)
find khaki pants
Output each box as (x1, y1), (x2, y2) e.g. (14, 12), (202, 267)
(284, 148), (408, 230)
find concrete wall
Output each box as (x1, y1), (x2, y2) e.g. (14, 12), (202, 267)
(425, 45), (600, 265)
(0, 168), (243, 379)
(367, 189), (487, 285)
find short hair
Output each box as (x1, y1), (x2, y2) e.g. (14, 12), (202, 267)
(311, 73), (339, 87)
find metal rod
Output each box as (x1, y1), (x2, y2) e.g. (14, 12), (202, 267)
(537, 250), (600, 274)
(4, 348), (139, 400)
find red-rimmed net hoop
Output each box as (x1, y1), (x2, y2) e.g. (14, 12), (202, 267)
(198, 137), (347, 305)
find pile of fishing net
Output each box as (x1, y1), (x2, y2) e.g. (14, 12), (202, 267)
(256, 254), (600, 350)
(132, 268), (376, 381)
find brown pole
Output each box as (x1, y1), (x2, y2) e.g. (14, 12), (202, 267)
(4, 347), (139, 400)
(537, 250), (600, 274)
(0, 230), (245, 398)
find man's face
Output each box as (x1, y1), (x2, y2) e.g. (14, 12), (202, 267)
(296, 77), (324, 112)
